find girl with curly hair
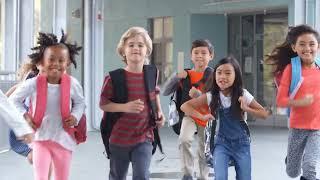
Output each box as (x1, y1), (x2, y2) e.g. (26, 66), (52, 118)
(9, 30), (85, 180)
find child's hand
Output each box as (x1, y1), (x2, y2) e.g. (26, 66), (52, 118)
(239, 96), (249, 111)
(27, 150), (33, 164)
(65, 115), (77, 127)
(155, 111), (165, 128)
(299, 94), (314, 106)
(19, 133), (33, 144)
(202, 114), (215, 121)
(177, 70), (188, 79)
(189, 87), (202, 98)
(125, 99), (144, 113)
(24, 113), (36, 130)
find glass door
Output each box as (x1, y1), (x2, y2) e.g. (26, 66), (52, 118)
(241, 15), (256, 98)
(262, 13), (288, 111)
(228, 12), (288, 123)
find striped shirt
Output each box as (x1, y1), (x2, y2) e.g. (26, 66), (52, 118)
(100, 70), (155, 147)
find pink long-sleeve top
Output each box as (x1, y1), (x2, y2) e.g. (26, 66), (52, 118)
(277, 64), (320, 130)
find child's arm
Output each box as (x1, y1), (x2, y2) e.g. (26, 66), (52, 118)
(8, 78), (35, 116)
(5, 83), (19, 97)
(70, 77), (86, 125)
(286, 95), (314, 107)
(276, 65), (314, 107)
(0, 90), (33, 140)
(181, 93), (214, 121)
(239, 97), (270, 119)
(189, 87), (202, 98)
(100, 99), (145, 113)
(161, 71), (187, 96)
(99, 75), (144, 113)
(155, 93), (165, 128)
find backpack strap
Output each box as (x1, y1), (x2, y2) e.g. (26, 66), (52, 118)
(315, 58), (320, 66)
(180, 69), (192, 105)
(143, 65), (164, 154)
(33, 74), (76, 133)
(33, 75), (48, 128)
(193, 66), (213, 88)
(290, 56), (302, 96)
(60, 74), (71, 121)
(109, 69), (128, 104)
(100, 68), (127, 158)
(59, 74), (77, 137)
(143, 65), (158, 125)
(290, 56), (320, 98)
(102, 68), (127, 129)
(33, 74), (86, 143)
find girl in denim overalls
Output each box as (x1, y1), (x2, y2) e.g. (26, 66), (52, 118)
(181, 56), (270, 180)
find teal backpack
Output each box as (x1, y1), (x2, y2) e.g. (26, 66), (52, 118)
(286, 56), (320, 116)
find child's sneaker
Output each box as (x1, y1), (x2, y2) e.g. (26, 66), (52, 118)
(300, 176), (320, 180)
(182, 175), (193, 180)
(285, 156), (287, 164)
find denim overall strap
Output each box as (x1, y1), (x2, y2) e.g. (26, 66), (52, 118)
(214, 107), (252, 180)
(217, 107), (250, 140)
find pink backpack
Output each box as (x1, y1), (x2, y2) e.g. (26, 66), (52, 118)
(32, 74), (87, 144)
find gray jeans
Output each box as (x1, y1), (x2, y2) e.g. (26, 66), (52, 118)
(109, 141), (153, 180)
(286, 129), (320, 179)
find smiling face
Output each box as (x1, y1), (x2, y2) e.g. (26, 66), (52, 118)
(215, 63), (235, 93)
(123, 35), (148, 66)
(42, 45), (69, 84)
(191, 46), (213, 72)
(291, 33), (320, 67)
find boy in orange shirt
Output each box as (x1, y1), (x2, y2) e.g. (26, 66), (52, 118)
(162, 39), (214, 180)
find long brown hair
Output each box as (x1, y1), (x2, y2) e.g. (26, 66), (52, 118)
(205, 56), (244, 118)
(265, 24), (320, 76)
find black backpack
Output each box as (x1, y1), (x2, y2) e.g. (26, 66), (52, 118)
(100, 65), (163, 158)
(171, 67), (213, 135)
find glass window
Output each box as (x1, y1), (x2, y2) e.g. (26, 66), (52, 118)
(263, 14), (288, 115)
(153, 18), (163, 40)
(228, 12), (288, 123)
(164, 42), (173, 76)
(150, 17), (173, 84)
(0, 0), (3, 70)
(33, 0), (41, 45)
(163, 17), (173, 38)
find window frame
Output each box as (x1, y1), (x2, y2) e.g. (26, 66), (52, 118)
(150, 16), (173, 84)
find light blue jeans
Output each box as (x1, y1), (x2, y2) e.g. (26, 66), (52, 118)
(213, 134), (251, 180)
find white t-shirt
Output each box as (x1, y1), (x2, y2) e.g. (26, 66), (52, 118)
(206, 89), (254, 108)
(0, 90), (33, 137)
(9, 76), (85, 151)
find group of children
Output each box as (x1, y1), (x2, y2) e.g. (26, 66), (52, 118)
(162, 24), (320, 180)
(1, 24), (319, 180)
(162, 37), (269, 180)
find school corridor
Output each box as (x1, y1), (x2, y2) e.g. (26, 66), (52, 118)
(1, 0), (320, 179)
(1, 125), (317, 180)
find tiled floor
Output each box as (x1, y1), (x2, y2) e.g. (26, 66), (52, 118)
(1, 126), (318, 180)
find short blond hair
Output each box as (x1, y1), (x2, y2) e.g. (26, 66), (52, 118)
(117, 27), (153, 64)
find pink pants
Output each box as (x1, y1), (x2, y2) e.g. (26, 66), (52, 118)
(33, 140), (72, 180)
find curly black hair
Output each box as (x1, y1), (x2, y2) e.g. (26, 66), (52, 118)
(28, 30), (82, 68)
